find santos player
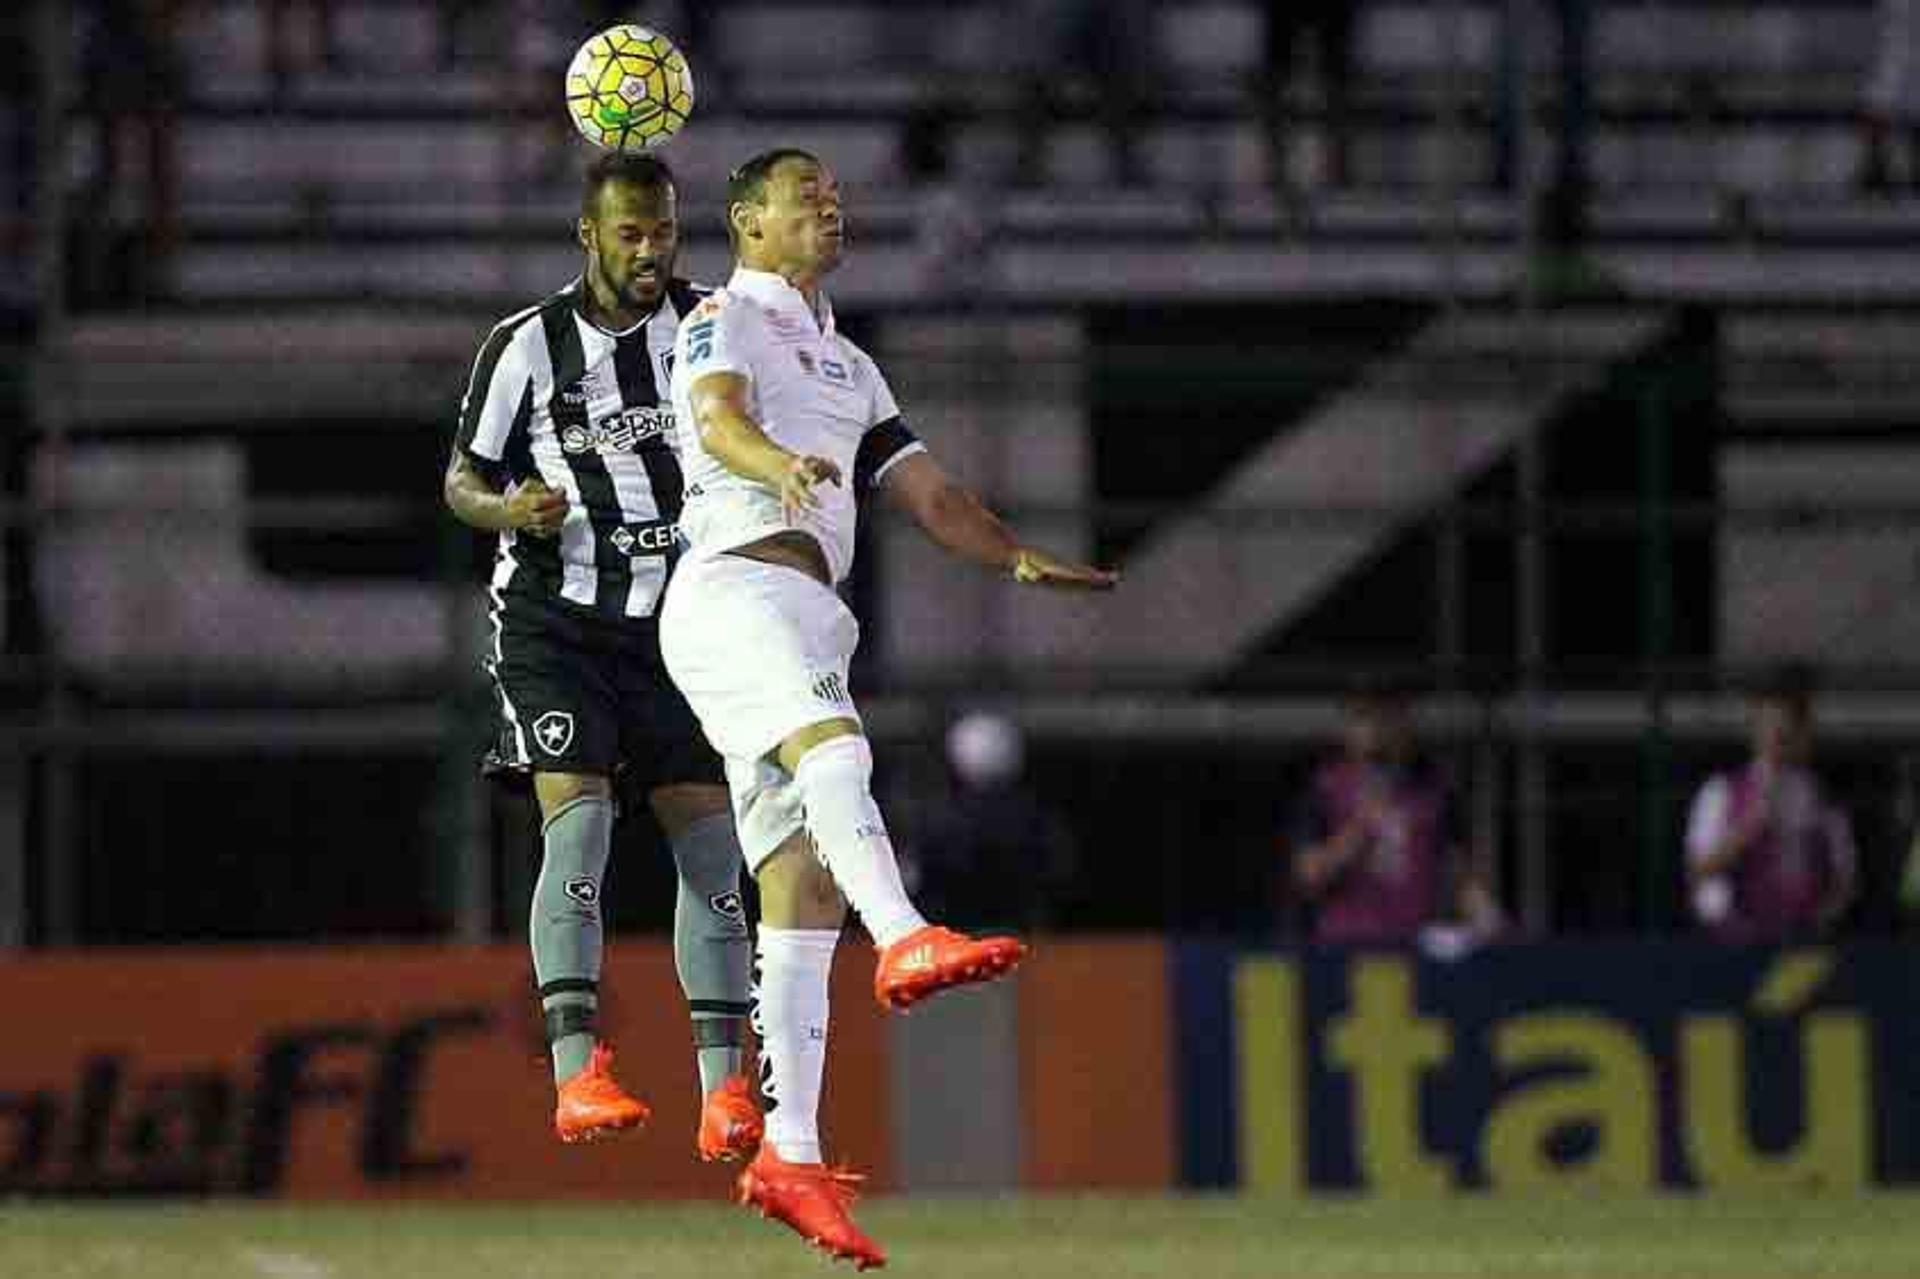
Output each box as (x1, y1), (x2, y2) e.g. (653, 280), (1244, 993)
(663, 148), (1117, 1267)
(446, 152), (761, 1160)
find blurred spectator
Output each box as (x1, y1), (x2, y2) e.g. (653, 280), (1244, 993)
(78, 0), (183, 304)
(888, 5), (992, 298)
(1859, 0), (1920, 193)
(1685, 665), (1858, 942)
(1289, 684), (1502, 944)
(1010, 0), (1154, 188)
(899, 88), (993, 300)
(1489, 0), (1612, 296)
(1252, 0), (1357, 192)
(913, 712), (1077, 931)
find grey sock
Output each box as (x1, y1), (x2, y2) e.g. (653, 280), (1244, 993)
(670, 812), (753, 1093)
(532, 793), (614, 1083)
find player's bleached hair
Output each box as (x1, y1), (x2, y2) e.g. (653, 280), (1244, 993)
(724, 147), (823, 250)
(581, 150), (676, 219)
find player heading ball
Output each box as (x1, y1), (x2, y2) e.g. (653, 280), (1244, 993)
(660, 148), (1118, 1269)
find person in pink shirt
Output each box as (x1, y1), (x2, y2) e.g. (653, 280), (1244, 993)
(1685, 666), (1858, 941)
(1291, 685), (1502, 944)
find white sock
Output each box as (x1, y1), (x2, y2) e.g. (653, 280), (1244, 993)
(792, 736), (927, 947)
(754, 926), (840, 1164)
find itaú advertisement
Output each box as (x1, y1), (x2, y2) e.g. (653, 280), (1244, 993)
(1176, 942), (1917, 1193)
(0, 945), (891, 1199)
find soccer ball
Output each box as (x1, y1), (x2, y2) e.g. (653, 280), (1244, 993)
(565, 25), (695, 151)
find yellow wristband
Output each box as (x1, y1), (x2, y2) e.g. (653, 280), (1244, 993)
(1011, 550), (1042, 583)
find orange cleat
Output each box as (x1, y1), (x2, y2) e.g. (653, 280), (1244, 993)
(737, 1145), (886, 1270)
(697, 1074), (765, 1162)
(873, 924), (1027, 1011)
(553, 1042), (651, 1143)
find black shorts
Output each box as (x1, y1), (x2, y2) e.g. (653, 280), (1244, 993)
(485, 588), (723, 789)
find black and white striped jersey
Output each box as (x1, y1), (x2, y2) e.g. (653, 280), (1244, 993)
(456, 277), (708, 619)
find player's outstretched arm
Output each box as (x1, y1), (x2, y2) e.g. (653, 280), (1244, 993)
(687, 372), (841, 521)
(443, 450), (568, 536)
(878, 451), (1118, 590)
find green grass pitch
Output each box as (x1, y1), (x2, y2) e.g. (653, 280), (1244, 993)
(4, 1193), (1915, 1277)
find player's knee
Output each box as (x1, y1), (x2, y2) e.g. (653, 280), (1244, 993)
(670, 811), (740, 895)
(650, 781), (730, 838)
(791, 733), (874, 795)
(535, 771), (611, 823)
(756, 834), (846, 928)
(776, 718), (863, 775)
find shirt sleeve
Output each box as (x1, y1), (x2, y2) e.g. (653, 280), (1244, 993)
(1684, 776), (1731, 868)
(675, 293), (758, 388)
(455, 322), (535, 484)
(852, 350), (927, 490)
(854, 416), (927, 492)
(867, 350), (901, 426)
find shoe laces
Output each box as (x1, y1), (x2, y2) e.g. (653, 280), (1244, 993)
(817, 1163), (866, 1207)
(777, 1160), (865, 1206)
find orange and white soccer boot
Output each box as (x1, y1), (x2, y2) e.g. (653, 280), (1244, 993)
(553, 1042), (651, 1143)
(872, 924), (1027, 1011)
(697, 1074), (765, 1162)
(737, 1144), (886, 1270)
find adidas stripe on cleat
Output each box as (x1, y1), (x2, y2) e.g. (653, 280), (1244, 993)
(873, 924), (1027, 1011)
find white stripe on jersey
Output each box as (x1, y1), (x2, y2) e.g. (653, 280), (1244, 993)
(607, 314), (686, 618)
(625, 557), (669, 619)
(516, 325), (599, 606)
(485, 555), (531, 766)
(463, 301), (543, 460)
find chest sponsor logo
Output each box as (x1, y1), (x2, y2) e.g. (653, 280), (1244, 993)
(608, 522), (678, 556)
(558, 405), (675, 456)
(795, 350), (852, 385)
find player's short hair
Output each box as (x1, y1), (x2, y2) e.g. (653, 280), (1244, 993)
(1341, 671), (1425, 711)
(724, 147), (822, 249)
(581, 151), (676, 220)
(1750, 660), (1817, 716)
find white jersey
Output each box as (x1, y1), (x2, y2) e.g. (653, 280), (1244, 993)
(669, 267), (924, 584)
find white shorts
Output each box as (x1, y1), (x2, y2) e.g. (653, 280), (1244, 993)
(660, 552), (862, 868)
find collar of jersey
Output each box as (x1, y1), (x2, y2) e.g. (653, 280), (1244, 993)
(725, 267), (836, 338)
(565, 276), (661, 339)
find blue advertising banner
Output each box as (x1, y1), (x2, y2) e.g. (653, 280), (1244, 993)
(1175, 942), (1920, 1193)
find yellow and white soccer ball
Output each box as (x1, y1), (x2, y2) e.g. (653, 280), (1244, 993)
(565, 24), (695, 151)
